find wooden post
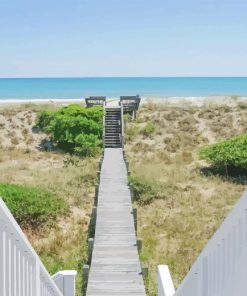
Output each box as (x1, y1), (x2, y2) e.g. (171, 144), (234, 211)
(88, 238), (94, 263)
(133, 208), (137, 233)
(142, 266), (148, 278)
(129, 185), (134, 202)
(95, 184), (99, 205)
(82, 265), (89, 295)
(98, 160), (102, 171)
(137, 239), (142, 254)
(92, 207), (97, 226)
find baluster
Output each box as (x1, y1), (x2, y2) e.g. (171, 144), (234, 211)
(227, 232), (231, 278)
(5, 229), (11, 296)
(25, 252), (29, 296)
(208, 252), (212, 296)
(232, 225), (237, 274)
(37, 262), (41, 296)
(10, 233), (16, 296)
(221, 239), (225, 292)
(0, 223), (4, 296)
(16, 241), (21, 296)
(239, 218), (243, 257)
(216, 244), (221, 293)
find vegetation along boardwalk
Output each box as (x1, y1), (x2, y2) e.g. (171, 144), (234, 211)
(86, 148), (146, 295)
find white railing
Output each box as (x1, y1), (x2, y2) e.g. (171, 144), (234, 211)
(158, 190), (247, 296)
(0, 197), (76, 296)
(52, 270), (77, 296)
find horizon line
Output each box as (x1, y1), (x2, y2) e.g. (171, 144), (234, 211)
(1, 76), (247, 79)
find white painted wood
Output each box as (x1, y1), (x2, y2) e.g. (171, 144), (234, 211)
(0, 224), (4, 296)
(52, 270), (77, 296)
(0, 198), (63, 296)
(157, 265), (175, 296)
(163, 190), (247, 296)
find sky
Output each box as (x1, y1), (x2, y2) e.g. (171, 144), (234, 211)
(0, 0), (247, 77)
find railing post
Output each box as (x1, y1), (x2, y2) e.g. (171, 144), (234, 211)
(94, 184), (99, 206)
(52, 270), (77, 296)
(137, 239), (143, 254)
(83, 264), (90, 295)
(88, 238), (94, 263)
(133, 208), (137, 233)
(157, 265), (175, 296)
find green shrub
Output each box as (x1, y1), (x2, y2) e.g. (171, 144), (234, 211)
(0, 183), (67, 229)
(128, 175), (175, 205)
(74, 134), (102, 157)
(36, 104), (103, 157)
(129, 175), (157, 205)
(141, 121), (156, 137)
(36, 111), (55, 129)
(200, 133), (247, 169)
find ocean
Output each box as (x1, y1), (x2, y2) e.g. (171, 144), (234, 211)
(0, 77), (247, 100)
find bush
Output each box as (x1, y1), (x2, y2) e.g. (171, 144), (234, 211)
(141, 121), (156, 137)
(0, 183), (67, 229)
(74, 134), (102, 157)
(128, 175), (175, 205)
(200, 133), (247, 169)
(36, 104), (103, 157)
(129, 175), (156, 204)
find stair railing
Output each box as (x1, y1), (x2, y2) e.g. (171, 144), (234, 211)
(0, 197), (76, 296)
(103, 101), (106, 149)
(158, 189), (247, 296)
(120, 100), (125, 148)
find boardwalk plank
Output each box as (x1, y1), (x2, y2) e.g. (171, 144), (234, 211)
(86, 148), (146, 296)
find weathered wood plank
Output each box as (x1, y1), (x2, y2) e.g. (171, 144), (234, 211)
(86, 148), (146, 296)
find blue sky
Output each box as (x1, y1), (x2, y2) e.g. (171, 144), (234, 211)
(0, 0), (246, 77)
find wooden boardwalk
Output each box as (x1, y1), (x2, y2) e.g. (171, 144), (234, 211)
(86, 148), (146, 296)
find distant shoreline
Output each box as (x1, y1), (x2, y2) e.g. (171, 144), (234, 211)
(0, 96), (247, 108)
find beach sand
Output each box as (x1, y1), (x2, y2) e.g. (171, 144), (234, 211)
(0, 95), (246, 152)
(0, 95), (246, 107)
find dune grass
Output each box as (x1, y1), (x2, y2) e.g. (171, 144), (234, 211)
(125, 99), (247, 295)
(1, 99), (247, 295)
(0, 146), (97, 294)
(0, 103), (98, 295)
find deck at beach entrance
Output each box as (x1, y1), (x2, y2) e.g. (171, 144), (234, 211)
(84, 96), (146, 295)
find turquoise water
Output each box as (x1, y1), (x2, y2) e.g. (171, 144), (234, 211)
(0, 77), (247, 100)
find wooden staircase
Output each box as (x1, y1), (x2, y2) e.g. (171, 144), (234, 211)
(104, 107), (122, 148)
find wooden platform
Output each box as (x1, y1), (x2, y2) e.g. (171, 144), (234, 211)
(86, 148), (146, 296)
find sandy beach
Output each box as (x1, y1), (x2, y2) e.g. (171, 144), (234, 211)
(1, 95), (247, 107)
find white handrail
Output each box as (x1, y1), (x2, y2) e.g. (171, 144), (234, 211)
(0, 197), (75, 296)
(158, 190), (247, 296)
